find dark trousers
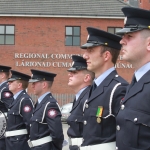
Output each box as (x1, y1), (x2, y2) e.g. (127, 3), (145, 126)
(69, 145), (79, 150)
(0, 139), (6, 150)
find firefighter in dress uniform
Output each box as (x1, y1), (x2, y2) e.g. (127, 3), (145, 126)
(67, 55), (94, 150)
(116, 7), (150, 150)
(28, 69), (64, 150)
(5, 70), (34, 150)
(0, 65), (13, 150)
(80, 27), (128, 150)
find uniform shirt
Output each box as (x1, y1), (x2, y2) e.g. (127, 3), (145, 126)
(75, 86), (87, 101)
(94, 67), (115, 86)
(81, 69), (128, 146)
(116, 62), (150, 150)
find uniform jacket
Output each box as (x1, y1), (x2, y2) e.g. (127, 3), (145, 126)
(6, 90), (34, 150)
(81, 70), (128, 146)
(116, 70), (150, 150)
(67, 86), (91, 138)
(0, 82), (13, 148)
(30, 93), (64, 150)
(0, 82), (13, 112)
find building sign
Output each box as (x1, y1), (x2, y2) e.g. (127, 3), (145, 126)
(14, 53), (133, 69)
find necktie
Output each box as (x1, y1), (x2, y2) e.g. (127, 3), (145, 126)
(91, 81), (97, 92)
(128, 75), (137, 91)
(89, 81), (97, 97)
(72, 97), (76, 107)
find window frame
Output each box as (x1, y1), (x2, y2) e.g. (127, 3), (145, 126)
(0, 25), (15, 45)
(65, 26), (80, 46)
(107, 27), (122, 34)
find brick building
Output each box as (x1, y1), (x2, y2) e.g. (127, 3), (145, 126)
(123, 0), (150, 10)
(0, 0), (135, 105)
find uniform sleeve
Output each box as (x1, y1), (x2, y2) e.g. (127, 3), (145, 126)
(45, 102), (64, 150)
(112, 83), (128, 116)
(21, 97), (34, 132)
(1, 90), (13, 109)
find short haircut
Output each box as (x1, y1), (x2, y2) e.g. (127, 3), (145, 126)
(17, 80), (29, 89)
(101, 45), (120, 65)
(140, 29), (150, 39)
(82, 69), (95, 82)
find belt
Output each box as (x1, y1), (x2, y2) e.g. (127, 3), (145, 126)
(28, 136), (52, 148)
(68, 137), (83, 146)
(5, 129), (28, 137)
(80, 141), (116, 150)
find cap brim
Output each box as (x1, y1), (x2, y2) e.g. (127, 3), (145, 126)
(81, 42), (102, 49)
(29, 79), (40, 83)
(8, 78), (17, 82)
(67, 68), (77, 71)
(116, 28), (142, 35)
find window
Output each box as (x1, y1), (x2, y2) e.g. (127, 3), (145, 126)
(107, 27), (122, 34)
(65, 26), (80, 46)
(0, 25), (15, 45)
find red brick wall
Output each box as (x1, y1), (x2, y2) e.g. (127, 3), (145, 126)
(139, 0), (150, 10)
(0, 16), (134, 97)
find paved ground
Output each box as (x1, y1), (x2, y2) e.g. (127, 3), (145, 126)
(62, 122), (69, 150)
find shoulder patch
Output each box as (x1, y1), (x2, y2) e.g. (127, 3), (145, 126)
(3, 92), (13, 98)
(48, 109), (57, 118)
(23, 105), (32, 112)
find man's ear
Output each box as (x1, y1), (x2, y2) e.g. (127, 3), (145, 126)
(147, 37), (150, 52)
(103, 51), (111, 62)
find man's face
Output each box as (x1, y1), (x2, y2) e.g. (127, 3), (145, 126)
(68, 70), (85, 88)
(8, 80), (20, 94)
(120, 31), (146, 63)
(83, 46), (105, 74)
(31, 81), (43, 96)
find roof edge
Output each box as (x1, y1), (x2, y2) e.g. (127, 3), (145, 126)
(0, 14), (125, 19)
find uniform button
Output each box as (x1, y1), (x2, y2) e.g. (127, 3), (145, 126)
(36, 119), (38, 121)
(8, 109), (10, 111)
(84, 120), (87, 125)
(17, 138), (18, 140)
(121, 105), (125, 110)
(85, 104), (88, 108)
(13, 112), (14, 115)
(30, 124), (31, 127)
(115, 75), (119, 77)
(116, 125), (120, 131)
(50, 96), (52, 98)
(32, 114), (33, 116)
(116, 147), (118, 150)
(75, 119), (77, 122)
(134, 118), (138, 122)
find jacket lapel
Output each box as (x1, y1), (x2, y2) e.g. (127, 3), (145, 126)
(33, 93), (51, 113)
(10, 90), (25, 108)
(70, 86), (91, 112)
(87, 70), (117, 103)
(123, 70), (150, 103)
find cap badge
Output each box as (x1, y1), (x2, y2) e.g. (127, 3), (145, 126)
(124, 17), (127, 25)
(148, 26), (150, 29)
(104, 43), (108, 45)
(71, 61), (74, 67)
(87, 35), (89, 40)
